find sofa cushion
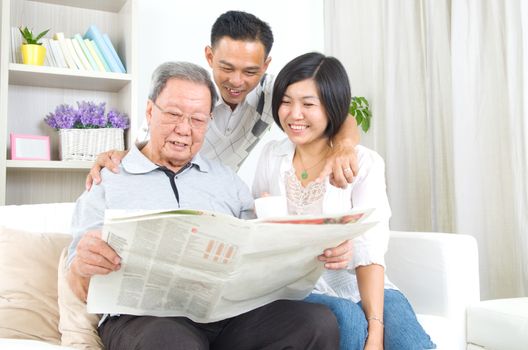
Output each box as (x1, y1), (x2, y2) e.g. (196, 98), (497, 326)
(0, 226), (71, 344)
(57, 249), (103, 349)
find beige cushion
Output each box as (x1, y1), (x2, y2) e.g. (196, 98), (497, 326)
(57, 249), (103, 350)
(0, 226), (71, 344)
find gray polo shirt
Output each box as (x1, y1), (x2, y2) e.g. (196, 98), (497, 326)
(67, 145), (255, 265)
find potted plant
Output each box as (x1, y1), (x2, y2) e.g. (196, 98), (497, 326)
(44, 101), (129, 161)
(19, 26), (49, 66)
(349, 96), (372, 132)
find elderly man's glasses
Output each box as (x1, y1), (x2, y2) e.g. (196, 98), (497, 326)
(152, 101), (212, 130)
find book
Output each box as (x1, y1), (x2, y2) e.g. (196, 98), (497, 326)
(49, 39), (68, 68)
(65, 38), (85, 70)
(40, 38), (55, 67)
(102, 33), (126, 73)
(74, 34), (98, 71)
(53, 32), (77, 69)
(85, 39), (110, 72)
(71, 37), (93, 70)
(84, 25), (120, 73)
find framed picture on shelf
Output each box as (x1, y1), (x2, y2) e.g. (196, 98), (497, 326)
(10, 133), (50, 160)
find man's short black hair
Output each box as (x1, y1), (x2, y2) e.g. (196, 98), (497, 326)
(211, 10), (274, 57)
(272, 52), (351, 139)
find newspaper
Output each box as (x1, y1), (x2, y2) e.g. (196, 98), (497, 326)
(87, 208), (376, 323)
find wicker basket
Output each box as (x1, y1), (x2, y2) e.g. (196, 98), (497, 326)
(59, 128), (124, 161)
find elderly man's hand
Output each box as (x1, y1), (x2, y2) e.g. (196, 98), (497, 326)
(67, 230), (121, 301)
(318, 240), (353, 270)
(85, 150), (127, 190)
(316, 140), (358, 189)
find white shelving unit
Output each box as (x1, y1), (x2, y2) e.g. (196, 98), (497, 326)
(0, 0), (137, 205)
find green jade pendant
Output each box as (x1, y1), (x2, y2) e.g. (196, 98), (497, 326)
(301, 170), (308, 180)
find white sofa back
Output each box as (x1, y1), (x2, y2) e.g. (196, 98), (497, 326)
(0, 202), (75, 234)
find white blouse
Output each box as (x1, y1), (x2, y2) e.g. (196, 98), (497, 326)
(252, 138), (397, 302)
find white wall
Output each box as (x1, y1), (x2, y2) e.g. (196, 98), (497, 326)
(137, 0), (325, 187)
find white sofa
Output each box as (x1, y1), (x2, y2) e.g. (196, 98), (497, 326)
(0, 203), (480, 349)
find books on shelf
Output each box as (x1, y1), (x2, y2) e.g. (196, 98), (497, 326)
(84, 25), (125, 73)
(53, 32), (77, 69)
(86, 39), (111, 72)
(10, 25), (126, 73)
(71, 37), (92, 71)
(49, 39), (68, 68)
(103, 33), (126, 73)
(64, 38), (85, 70)
(74, 34), (99, 71)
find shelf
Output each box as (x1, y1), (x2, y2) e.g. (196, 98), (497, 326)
(28, 0), (128, 13)
(7, 160), (92, 170)
(9, 64), (131, 92)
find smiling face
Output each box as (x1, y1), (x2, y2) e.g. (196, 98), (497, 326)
(145, 78), (211, 171)
(278, 79), (329, 147)
(205, 37), (270, 110)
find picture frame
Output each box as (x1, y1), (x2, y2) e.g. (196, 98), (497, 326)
(10, 133), (50, 160)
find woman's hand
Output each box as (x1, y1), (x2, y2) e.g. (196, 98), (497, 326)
(85, 150), (127, 190)
(318, 239), (353, 269)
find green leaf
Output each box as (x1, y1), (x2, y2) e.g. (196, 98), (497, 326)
(18, 26), (49, 45)
(350, 96), (372, 132)
(356, 109), (364, 119)
(355, 114), (364, 126)
(360, 97), (369, 106)
(34, 29), (50, 43)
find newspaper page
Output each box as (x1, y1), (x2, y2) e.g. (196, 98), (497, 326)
(87, 208), (376, 323)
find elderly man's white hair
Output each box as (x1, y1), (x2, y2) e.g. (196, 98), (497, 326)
(148, 61), (218, 112)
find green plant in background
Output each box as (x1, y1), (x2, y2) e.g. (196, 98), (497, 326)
(18, 26), (49, 45)
(349, 96), (371, 132)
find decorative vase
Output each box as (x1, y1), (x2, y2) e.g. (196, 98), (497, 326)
(58, 128), (125, 161)
(21, 44), (46, 66)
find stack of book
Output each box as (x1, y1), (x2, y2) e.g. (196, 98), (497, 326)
(10, 24), (126, 73)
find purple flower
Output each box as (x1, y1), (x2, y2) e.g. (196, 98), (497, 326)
(44, 104), (78, 129)
(77, 101), (107, 128)
(44, 101), (129, 130)
(107, 109), (130, 129)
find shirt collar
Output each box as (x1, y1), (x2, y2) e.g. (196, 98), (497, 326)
(122, 144), (210, 174)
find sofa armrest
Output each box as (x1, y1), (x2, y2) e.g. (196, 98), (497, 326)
(386, 231), (480, 349)
(386, 231), (480, 317)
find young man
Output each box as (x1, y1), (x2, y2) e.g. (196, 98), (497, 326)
(87, 10), (360, 189)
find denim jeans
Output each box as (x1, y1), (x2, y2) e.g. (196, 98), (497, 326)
(304, 289), (436, 350)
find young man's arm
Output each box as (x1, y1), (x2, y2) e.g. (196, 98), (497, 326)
(317, 115), (360, 188)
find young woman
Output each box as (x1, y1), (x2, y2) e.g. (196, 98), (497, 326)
(252, 52), (435, 350)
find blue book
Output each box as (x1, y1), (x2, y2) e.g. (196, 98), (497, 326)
(103, 33), (126, 73)
(84, 25), (120, 73)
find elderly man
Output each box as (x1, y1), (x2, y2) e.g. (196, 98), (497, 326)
(66, 61), (339, 350)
